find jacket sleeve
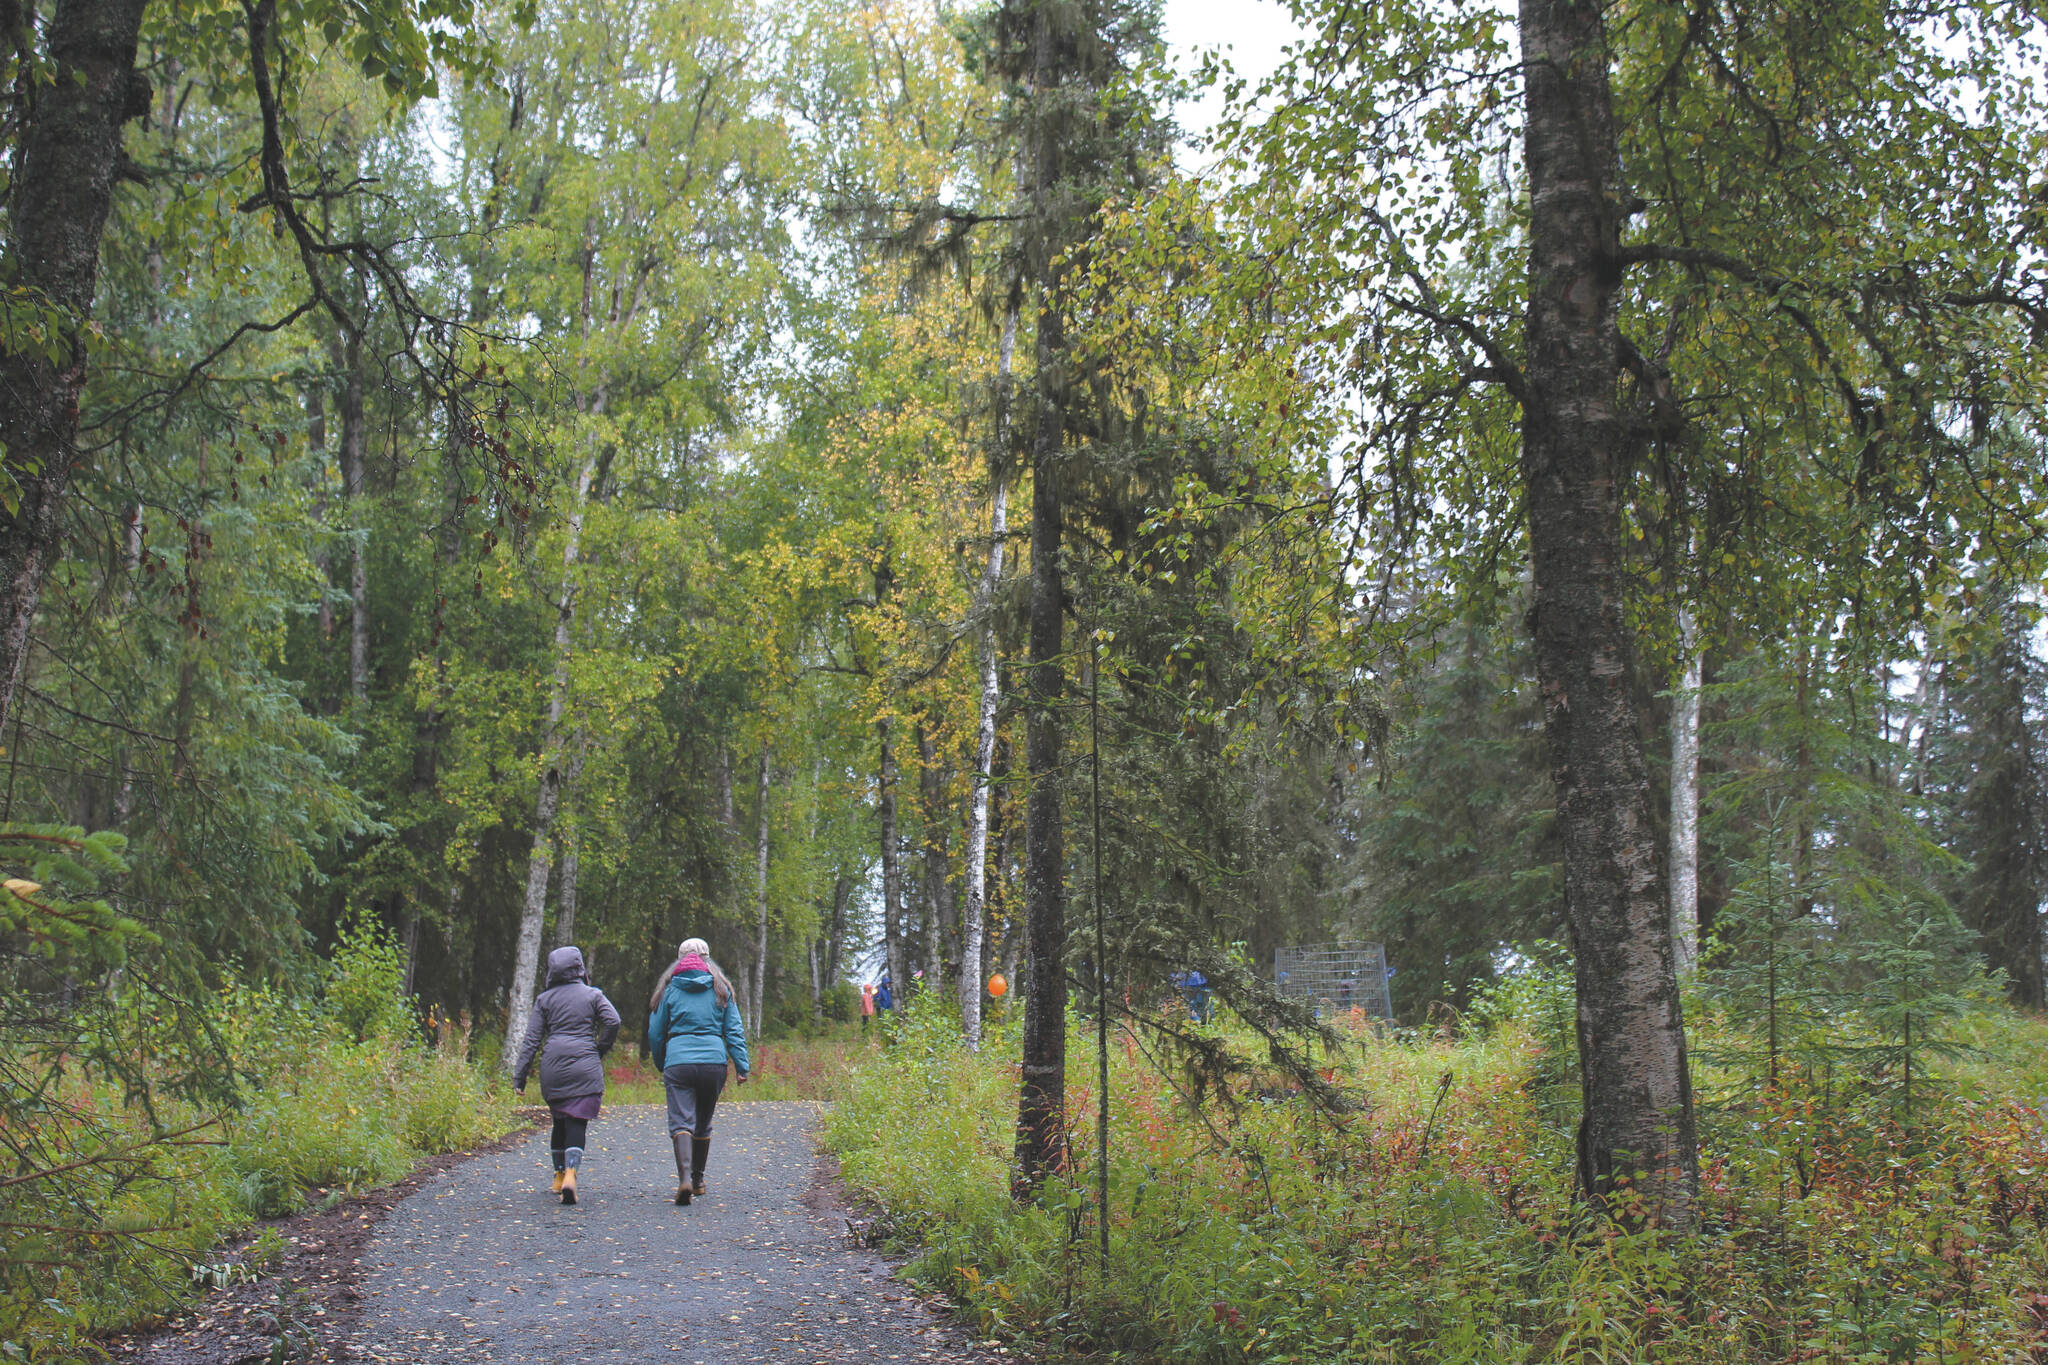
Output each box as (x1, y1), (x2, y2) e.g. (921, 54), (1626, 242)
(646, 985), (669, 1069)
(593, 989), (621, 1056)
(724, 997), (749, 1077)
(512, 1002), (546, 1089)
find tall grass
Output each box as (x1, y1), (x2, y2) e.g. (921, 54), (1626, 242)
(2, 955), (517, 1359)
(826, 992), (2048, 1362)
(606, 1025), (879, 1103)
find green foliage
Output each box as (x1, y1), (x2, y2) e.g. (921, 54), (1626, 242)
(830, 1001), (2048, 1362)
(1346, 608), (1562, 1016)
(323, 913), (412, 1044)
(603, 1027), (873, 1103)
(1692, 643), (1993, 1120)
(0, 825), (138, 964)
(819, 980), (859, 1025)
(9, 0), (2048, 1356)
(1927, 586), (2048, 1008)
(1467, 945), (1577, 1111)
(0, 993), (514, 1358)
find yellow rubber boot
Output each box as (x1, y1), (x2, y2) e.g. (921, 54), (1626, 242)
(561, 1146), (582, 1205)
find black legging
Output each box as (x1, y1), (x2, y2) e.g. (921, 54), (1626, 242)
(550, 1116), (588, 1152)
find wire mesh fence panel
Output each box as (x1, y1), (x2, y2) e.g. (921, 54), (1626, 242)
(1272, 941), (1394, 1020)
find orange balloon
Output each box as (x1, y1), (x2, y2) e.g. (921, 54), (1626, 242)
(987, 973), (1009, 998)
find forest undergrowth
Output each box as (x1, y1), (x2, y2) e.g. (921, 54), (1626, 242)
(828, 985), (2048, 1363)
(604, 1026), (876, 1104)
(1, 927), (517, 1360)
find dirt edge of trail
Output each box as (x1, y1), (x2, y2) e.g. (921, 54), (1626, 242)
(806, 1140), (1021, 1361)
(102, 1112), (550, 1364)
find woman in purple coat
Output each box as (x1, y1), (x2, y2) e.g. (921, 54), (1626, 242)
(512, 946), (621, 1204)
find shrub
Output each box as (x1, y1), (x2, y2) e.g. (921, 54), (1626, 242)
(827, 996), (2048, 1363)
(820, 980), (858, 1023)
(0, 1020), (516, 1359)
(324, 915), (413, 1044)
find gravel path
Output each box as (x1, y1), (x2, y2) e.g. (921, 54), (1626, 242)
(345, 1101), (1005, 1365)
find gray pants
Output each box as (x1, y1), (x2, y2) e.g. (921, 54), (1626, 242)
(663, 1063), (726, 1137)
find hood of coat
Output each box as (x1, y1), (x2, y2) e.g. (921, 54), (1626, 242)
(546, 946), (587, 986)
(672, 967), (715, 994)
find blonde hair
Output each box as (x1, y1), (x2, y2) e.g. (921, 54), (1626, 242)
(650, 937), (734, 1010)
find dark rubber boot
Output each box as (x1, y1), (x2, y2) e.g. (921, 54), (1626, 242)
(562, 1147), (582, 1205)
(690, 1138), (710, 1197)
(671, 1133), (692, 1205)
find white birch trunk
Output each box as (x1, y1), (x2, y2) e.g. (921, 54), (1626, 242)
(1669, 607), (1701, 977)
(554, 743), (585, 950)
(503, 436), (599, 1067)
(879, 718), (905, 992)
(960, 301), (1016, 1049)
(751, 741), (772, 1039)
(566, 817), (600, 986)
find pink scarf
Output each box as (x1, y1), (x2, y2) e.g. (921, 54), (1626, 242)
(673, 952), (711, 975)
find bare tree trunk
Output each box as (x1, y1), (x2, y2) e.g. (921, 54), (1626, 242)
(339, 332), (369, 703)
(401, 909), (421, 997)
(0, 0), (152, 739)
(1908, 658), (1937, 795)
(553, 745), (585, 950)
(1520, 0), (1695, 1227)
(1793, 634), (1814, 915)
(1016, 374), (1068, 1194)
(878, 716), (906, 993)
(826, 870), (851, 989)
(1670, 608), (1701, 976)
(917, 721), (953, 998)
(308, 388), (335, 642)
(1014, 239), (1074, 1196)
(110, 499), (143, 821)
(999, 890), (1023, 995)
(170, 439), (208, 784)
(994, 751), (1021, 992)
(555, 840), (580, 950)
(405, 397), (468, 981)
(504, 437), (598, 1068)
(751, 740), (771, 1039)
(809, 937), (823, 1024)
(962, 301), (1016, 1048)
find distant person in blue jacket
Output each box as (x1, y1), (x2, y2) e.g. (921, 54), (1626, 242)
(1172, 968), (1211, 1024)
(875, 975), (893, 1013)
(647, 937), (748, 1206)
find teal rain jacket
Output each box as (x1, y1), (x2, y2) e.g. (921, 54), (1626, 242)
(648, 968), (750, 1074)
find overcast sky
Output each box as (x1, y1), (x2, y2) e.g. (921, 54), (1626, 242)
(1159, 0), (1305, 146)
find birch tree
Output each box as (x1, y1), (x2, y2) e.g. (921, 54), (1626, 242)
(1239, 0), (2048, 1225)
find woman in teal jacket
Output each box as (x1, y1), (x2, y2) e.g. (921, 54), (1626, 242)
(646, 937), (748, 1206)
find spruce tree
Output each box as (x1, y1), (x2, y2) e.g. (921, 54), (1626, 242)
(1347, 605), (1563, 1016)
(1940, 588), (2048, 1010)
(994, 0), (1169, 1197)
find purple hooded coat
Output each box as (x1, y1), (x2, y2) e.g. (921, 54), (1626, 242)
(512, 947), (621, 1117)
